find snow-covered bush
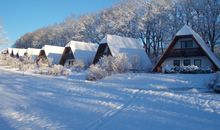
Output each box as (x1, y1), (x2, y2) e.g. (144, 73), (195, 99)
(164, 65), (212, 74)
(87, 53), (132, 81)
(98, 55), (114, 73)
(47, 65), (65, 76)
(0, 54), (71, 76)
(87, 64), (108, 81)
(179, 65), (200, 73)
(0, 54), (22, 68)
(37, 57), (49, 67)
(18, 56), (37, 71)
(66, 60), (85, 72)
(98, 54), (131, 74)
(164, 65), (176, 73)
(34, 65), (71, 76)
(111, 53), (131, 73)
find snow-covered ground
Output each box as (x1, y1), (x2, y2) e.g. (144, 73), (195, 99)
(0, 67), (220, 130)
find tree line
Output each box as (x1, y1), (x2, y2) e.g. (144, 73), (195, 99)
(14, 0), (220, 59)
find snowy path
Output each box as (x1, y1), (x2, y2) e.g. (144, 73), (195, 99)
(0, 68), (220, 130)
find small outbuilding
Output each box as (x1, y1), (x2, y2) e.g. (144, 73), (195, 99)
(153, 25), (220, 72)
(93, 34), (153, 71)
(60, 41), (98, 67)
(38, 45), (65, 65)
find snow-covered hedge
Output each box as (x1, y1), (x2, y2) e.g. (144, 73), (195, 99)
(65, 60), (85, 72)
(0, 54), (24, 68)
(87, 54), (132, 81)
(0, 54), (71, 76)
(164, 65), (213, 74)
(35, 65), (71, 76)
(87, 64), (108, 81)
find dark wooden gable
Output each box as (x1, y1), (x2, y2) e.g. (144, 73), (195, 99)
(93, 43), (112, 64)
(39, 50), (46, 58)
(153, 35), (218, 72)
(11, 50), (19, 58)
(59, 47), (75, 65)
(11, 50), (14, 57)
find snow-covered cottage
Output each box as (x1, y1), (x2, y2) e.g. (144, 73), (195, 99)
(18, 49), (27, 57)
(1, 49), (8, 54)
(38, 45), (65, 65)
(153, 25), (220, 72)
(11, 48), (20, 57)
(10, 48), (27, 58)
(27, 48), (41, 61)
(60, 41), (98, 67)
(7, 48), (13, 55)
(93, 35), (153, 71)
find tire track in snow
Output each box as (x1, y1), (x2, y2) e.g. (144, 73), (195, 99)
(84, 89), (139, 130)
(124, 88), (220, 114)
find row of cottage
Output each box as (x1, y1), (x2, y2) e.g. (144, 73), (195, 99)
(2, 25), (220, 72)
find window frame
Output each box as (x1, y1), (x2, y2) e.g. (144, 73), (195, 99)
(173, 60), (180, 66)
(183, 59), (191, 66)
(180, 40), (193, 48)
(194, 59), (202, 67)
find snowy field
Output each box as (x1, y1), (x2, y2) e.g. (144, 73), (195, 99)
(0, 67), (220, 130)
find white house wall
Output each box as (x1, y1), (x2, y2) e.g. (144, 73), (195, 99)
(162, 56), (213, 69)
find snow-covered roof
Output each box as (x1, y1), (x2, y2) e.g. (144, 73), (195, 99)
(100, 35), (153, 71)
(7, 48), (13, 54)
(12, 48), (20, 56)
(177, 25), (220, 69)
(18, 49), (27, 57)
(1, 49), (7, 54)
(41, 45), (65, 65)
(27, 48), (41, 56)
(100, 35), (144, 55)
(65, 41), (98, 66)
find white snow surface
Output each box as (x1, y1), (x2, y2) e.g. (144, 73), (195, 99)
(100, 35), (152, 71)
(0, 67), (220, 130)
(41, 45), (65, 65)
(176, 25), (220, 69)
(65, 41), (98, 66)
(27, 48), (41, 57)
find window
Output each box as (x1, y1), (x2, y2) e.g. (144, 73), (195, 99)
(183, 59), (191, 66)
(194, 59), (201, 67)
(173, 60), (180, 66)
(181, 40), (193, 48)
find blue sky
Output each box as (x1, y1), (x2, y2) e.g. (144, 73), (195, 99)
(0, 0), (119, 48)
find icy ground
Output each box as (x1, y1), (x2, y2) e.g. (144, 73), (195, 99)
(0, 68), (220, 130)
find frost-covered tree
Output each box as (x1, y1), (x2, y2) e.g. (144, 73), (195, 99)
(14, 0), (220, 56)
(14, 16), (77, 48)
(172, 0), (220, 51)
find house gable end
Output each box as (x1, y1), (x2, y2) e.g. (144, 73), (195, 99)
(93, 43), (112, 64)
(153, 35), (219, 72)
(59, 47), (75, 65)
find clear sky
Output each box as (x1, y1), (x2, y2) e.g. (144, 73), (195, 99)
(0, 0), (119, 49)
